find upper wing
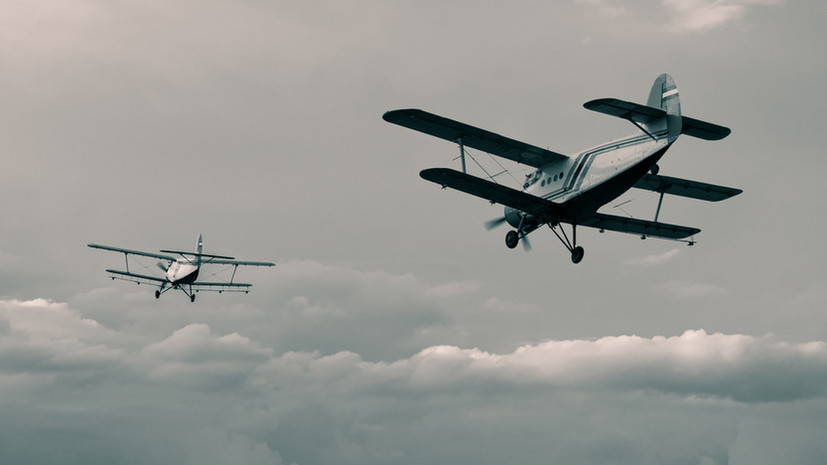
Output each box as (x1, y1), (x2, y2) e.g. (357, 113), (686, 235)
(383, 109), (567, 167)
(583, 98), (666, 123)
(633, 174), (742, 202)
(206, 259), (275, 267)
(579, 213), (700, 239)
(88, 243), (175, 261)
(420, 168), (561, 216)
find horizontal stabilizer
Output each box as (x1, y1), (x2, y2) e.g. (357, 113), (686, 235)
(633, 174), (742, 201)
(420, 168), (561, 216)
(384, 109), (567, 167)
(207, 259), (275, 267)
(159, 250), (235, 260)
(680, 116), (731, 140)
(580, 213), (700, 239)
(583, 98), (666, 123)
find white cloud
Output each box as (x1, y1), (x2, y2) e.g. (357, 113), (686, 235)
(624, 248), (681, 267)
(662, 0), (782, 33)
(2, 298), (827, 464)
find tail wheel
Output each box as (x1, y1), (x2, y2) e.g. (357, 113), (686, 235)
(571, 246), (585, 264)
(505, 230), (519, 249)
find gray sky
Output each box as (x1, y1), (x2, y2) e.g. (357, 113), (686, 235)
(2, 1), (826, 464)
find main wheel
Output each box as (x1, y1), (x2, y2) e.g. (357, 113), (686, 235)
(155, 290), (160, 299)
(505, 230), (519, 249)
(190, 294), (196, 302)
(571, 246), (585, 264)
(650, 164), (660, 175)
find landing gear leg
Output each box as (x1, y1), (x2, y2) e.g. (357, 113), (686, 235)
(550, 222), (585, 264)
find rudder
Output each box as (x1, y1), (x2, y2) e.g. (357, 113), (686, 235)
(645, 73), (682, 142)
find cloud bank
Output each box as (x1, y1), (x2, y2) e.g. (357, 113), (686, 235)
(2, 298), (826, 464)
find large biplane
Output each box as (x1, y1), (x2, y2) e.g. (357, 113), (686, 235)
(383, 74), (741, 263)
(88, 234), (274, 301)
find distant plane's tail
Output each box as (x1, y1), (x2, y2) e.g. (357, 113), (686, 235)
(644, 73), (682, 143)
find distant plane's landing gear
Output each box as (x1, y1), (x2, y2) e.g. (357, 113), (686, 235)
(190, 294), (196, 303)
(505, 230), (519, 249)
(155, 290), (160, 299)
(571, 246), (585, 264)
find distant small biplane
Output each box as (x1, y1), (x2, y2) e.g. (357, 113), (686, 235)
(383, 74), (741, 263)
(88, 234), (274, 301)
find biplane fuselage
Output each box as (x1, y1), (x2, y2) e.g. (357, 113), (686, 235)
(166, 260), (199, 286)
(383, 73), (741, 263)
(508, 132), (670, 228)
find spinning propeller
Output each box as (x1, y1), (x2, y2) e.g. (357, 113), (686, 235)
(484, 216), (531, 251)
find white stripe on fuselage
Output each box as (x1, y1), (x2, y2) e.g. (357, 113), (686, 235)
(524, 131), (669, 205)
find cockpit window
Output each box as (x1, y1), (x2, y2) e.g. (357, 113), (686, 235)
(523, 170), (542, 189)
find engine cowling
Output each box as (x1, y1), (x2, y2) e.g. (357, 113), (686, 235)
(504, 207), (538, 230)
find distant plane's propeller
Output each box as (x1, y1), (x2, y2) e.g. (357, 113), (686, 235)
(484, 216), (508, 230)
(157, 261), (170, 272)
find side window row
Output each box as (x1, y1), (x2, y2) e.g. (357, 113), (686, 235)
(540, 172), (565, 187)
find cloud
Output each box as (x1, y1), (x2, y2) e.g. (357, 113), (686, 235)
(624, 248), (681, 267)
(2, 298), (827, 464)
(661, 0), (782, 33)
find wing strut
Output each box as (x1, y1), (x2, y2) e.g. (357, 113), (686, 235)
(457, 137), (467, 174)
(630, 119), (658, 141)
(654, 192), (665, 222)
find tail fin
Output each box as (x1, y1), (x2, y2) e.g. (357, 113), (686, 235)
(645, 73), (681, 143)
(196, 234), (203, 265)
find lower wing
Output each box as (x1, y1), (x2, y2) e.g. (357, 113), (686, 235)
(106, 269), (167, 285)
(579, 213), (700, 239)
(191, 282), (253, 293)
(420, 168), (562, 216)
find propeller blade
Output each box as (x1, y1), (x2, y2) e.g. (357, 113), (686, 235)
(522, 235), (532, 252)
(157, 261), (169, 272)
(484, 216), (507, 230)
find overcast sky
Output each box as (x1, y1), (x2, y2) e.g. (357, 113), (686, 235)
(2, 1), (827, 464)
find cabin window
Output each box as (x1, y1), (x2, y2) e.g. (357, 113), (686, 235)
(553, 174), (558, 182)
(541, 179), (545, 187)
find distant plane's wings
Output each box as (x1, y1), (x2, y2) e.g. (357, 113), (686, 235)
(420, 168), (562, 215)
(105, 269), (167, 284)
(583, 98), (666, 123)
(579, 213), (700, 239)
(206, 259), (275, 267)
(633, 174), (742, 202)
(191, 282), (253, 293)
(383, 109), (568, 167)
(88, 244), (175, 261)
